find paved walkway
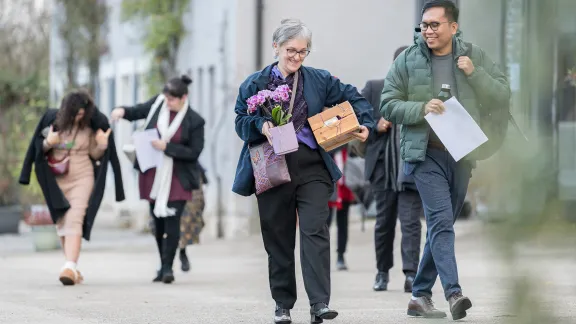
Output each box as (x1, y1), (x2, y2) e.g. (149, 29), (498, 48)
(0, 219), (574, 324)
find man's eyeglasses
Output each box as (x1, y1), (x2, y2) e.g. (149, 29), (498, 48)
(419, 21), (451, 31)
(286, 48), (310, 58)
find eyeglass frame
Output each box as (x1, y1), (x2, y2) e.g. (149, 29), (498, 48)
(418, 21), (454, 32)
(285, 48), (311, 58)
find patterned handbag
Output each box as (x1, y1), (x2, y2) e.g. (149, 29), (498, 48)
(249, 141), (291, 195)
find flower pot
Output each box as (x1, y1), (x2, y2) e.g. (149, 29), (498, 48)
(0, 205), (22, 234)
(31, 225), (61, 252)
(270, 122), (298, 155)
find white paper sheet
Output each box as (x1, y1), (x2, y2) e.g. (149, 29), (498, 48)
(424, 97), (488, 162)
(132, 129), (163, 172)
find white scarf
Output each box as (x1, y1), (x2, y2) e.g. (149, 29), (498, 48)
(149, 94), (190, 217)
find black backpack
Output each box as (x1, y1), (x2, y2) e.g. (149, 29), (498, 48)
(463, 42), (527, 160)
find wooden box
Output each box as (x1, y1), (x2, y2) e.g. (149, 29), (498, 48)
(308, 101), (360, 152)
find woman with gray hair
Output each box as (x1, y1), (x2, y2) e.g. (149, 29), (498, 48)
(233, 19), (374, 324)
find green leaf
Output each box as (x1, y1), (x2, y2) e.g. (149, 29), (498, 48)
(272, 106), (281, 124)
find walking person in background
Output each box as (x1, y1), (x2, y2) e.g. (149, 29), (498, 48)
(232, 18), (374, 324)
(148, 164), (207, 273)
(362, 46), (424, 294)
(327, 146), (354, 271)
(19, 90), (125, 285)
(381, 0), (510, 319)
(111, 75), (205, 284)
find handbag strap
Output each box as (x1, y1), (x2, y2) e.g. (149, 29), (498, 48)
(287, 71), (299, 116)
(65, 128), (80, 155)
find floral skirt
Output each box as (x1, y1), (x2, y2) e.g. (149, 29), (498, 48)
(148, 186), (205, 249)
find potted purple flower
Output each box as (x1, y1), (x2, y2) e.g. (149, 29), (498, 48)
(247, 85), (298, 155)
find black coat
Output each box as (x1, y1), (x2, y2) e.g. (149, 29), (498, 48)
(122, 95), (206, 191)
(19, 109), (125, 241)
(361, 79), (387, 182)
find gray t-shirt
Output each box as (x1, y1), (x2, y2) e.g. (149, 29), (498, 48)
(429, 53), (457, 144)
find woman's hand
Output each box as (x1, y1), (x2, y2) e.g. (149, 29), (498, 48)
(351, 125), (370, 142)
(110, 107), (125, 121)
(95, 128), (112, 148)
(151, 139), (167, 151)
(261, 121), (274, 145)
(45, 125), (61, 146)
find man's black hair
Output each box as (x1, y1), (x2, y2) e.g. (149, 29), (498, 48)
(422, 0), (459, 23)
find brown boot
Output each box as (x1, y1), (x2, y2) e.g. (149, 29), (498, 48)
(407, 296), (447, 318)
(448, 292), (472, 320)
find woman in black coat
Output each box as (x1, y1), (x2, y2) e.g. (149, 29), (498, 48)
(19, 89), (125, 285)
(111, 75), (205, 284)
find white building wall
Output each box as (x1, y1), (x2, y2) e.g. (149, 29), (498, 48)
(260, 0), (416, 89)
(48, 0), (417, 239)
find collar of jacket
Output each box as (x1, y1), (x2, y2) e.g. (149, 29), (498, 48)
(252, 62), (277, 91)
(413, 29), (469, 61)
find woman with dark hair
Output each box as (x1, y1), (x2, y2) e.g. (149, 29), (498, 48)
(19, 89), (125, 285)
(111, 75), (205, 284)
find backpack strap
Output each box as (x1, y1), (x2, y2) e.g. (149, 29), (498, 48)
(464, 42), (473, 59)
(464, 41), (528, 142)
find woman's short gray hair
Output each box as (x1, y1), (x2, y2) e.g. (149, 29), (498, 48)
(272, 19), (312, 50)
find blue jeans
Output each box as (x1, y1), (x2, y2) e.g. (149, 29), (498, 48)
(404, 148), (472, 300)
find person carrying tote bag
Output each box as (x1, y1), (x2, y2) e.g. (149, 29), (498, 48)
(110, 75), (205, 284)
(232, 19), (374, 324)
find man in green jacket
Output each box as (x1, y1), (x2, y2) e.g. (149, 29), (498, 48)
(380, 0), (510, 320)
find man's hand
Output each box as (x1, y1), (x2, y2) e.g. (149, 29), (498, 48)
(261, 121), (274, 145)
(424, 99), (445, 115)
(151, 139), (167, 151)
(351, 125), (370, 142)
(377, 118), (392, 133)
(458, 56), (475, 76)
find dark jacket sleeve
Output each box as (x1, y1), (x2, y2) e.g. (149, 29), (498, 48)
(381, 51), (426, 125)
(234, 77), (268, 143)
(94, 111), (125, 202)
(323, 71), (375, 131)
(164, 116), (205, 162)
(19, 111), (49, 185)
(122, 95), (159, 121)
(362, 80), (384, 122)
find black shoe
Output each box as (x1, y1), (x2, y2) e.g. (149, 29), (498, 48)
(448, 292), (472, 320)
(404, 275), (415, 293)
(152, 270), (162, 282)
(310, 303), (338, 323)
(373, 271), (389, 291)
(336, 254), (347, 271)
(180, 250), (190, 272)
(274, 304), (292, 323)
(161, 268), (175, 284)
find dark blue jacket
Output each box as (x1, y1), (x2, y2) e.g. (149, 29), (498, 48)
(232, 63), (375, 196)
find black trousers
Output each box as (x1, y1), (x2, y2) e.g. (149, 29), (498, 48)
(326, 201), (350, 255)
(372, 165), (423, 276)
(150, 200), (186, 270)
(256, 144), (333, 309)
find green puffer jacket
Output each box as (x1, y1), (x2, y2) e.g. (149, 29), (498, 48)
(380, 30), (510, 162)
